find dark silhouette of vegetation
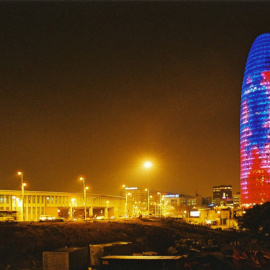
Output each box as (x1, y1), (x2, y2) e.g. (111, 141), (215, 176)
(237, 201), (270, 235)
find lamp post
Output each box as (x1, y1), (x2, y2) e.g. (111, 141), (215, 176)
(80, 177), (88, 220)
(218, 210), (223, 227)
(162, 195), (165, 217)
(184, 210), (189, 223)
(143, 161), (152, 189)
(71, 198), (75, 219)
(45, 196), (49, 215)
(157, 192), (162, 217)
(143, 161), (152, 215)
(106, 201), (109, 218)
(145, 188), (149, 215)
(122, 185), (128, 218)
(17, 172), (26, 221)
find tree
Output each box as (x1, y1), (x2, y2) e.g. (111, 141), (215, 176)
(237, 201), (270, 235)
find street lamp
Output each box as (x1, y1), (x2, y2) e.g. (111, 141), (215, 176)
(17, 171), (26, 221)
(143, 161), (152, 215)
(145, 188), (149, 215)
(218, 210), (224, 227)
(122, 185), (128, 218)
(157, 192), (162, 217)
(80, 177), (88, 220)
(71, 198), (75, 219)
(162, 195), (165, 217)
(143, 161), (152, 169)
(143, 161), (152, 188)
(184, 210), (189, 222)
(106, 201), (109, 218)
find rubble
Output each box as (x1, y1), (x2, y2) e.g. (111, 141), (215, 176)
(0, 219), (270, 269)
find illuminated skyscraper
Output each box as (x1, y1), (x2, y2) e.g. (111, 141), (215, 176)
(240, 33), (270, 206)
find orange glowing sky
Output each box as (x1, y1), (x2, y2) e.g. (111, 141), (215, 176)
(1, 2), (270, 197)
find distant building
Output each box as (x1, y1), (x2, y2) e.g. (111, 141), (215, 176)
(202, 196), (212, 207)
(179, 194), (198, 207)
(213, 185), (232, 206)
(121, 187), (166, 216)
(233, 192), (241, 209)
(164, 193), (201, 209)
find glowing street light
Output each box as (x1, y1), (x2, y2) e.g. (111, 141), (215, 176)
(80, 177), (88, 220)
(143, 161), (152, 169)
(17, 171), (26, 221)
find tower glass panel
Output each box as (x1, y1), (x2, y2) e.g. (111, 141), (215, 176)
(240, 33), (270, 206)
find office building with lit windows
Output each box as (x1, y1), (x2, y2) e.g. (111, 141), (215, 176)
(240, 33), (270, 206)
(212, 185), (232, 206)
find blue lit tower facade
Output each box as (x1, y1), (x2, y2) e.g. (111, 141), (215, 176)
(240, 33), (270, 206)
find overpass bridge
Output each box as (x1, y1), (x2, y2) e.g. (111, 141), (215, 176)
(0, 190), (126, 221)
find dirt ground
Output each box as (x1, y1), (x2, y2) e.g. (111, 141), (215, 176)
(0, 218), (269, 270)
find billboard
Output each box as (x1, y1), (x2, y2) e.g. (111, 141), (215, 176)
(190, 211), (200, 217)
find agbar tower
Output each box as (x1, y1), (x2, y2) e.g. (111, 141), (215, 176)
(240, 33), (270, 206)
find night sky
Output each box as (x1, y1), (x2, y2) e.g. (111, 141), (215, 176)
(1, 1), (270, 197)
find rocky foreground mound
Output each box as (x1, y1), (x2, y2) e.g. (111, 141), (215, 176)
(0, 218), (270, 269)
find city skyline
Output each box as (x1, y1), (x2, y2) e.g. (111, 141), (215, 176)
(1, 2), (270, 197)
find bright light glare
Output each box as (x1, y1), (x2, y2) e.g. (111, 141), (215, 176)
(80, 177), (84, 181)
(18, 172), (22, 175)
(144, 161), (152, 169)
(85, 187), (89, 190)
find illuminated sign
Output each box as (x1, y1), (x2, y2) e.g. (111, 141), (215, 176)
(190, 211), (200, 217)
(125, 187), (138, 190)
(164, 194), (179, 198)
